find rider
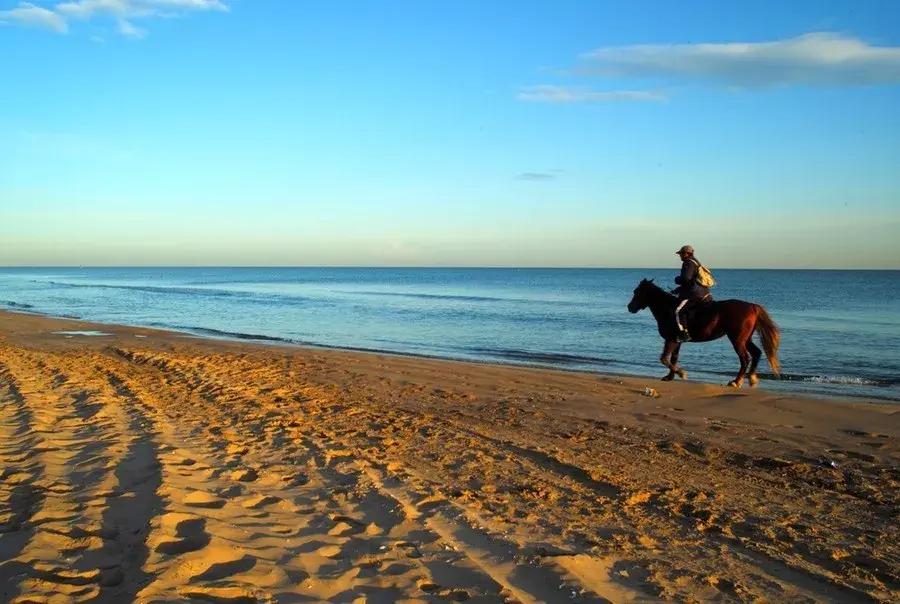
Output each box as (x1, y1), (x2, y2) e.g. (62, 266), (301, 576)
(673, 245), (711, 341)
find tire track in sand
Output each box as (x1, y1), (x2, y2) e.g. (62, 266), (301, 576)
(0, 349), (152, 601)
(76, 368), (164, 602)
(7, 340), (890, 602)
(104, 349), (510, 602)
(112, 347), (640, 603)
(135, 347), (892, 603)
(0, 357), (47, 602)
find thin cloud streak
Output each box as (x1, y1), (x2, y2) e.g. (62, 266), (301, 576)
(2, 0), (229, 37)
(117, 19), (146, 38)
(578, 32), (900, 87)
(517, 85), (667, 103)
(515, 172), (557, 181)
(57, 0), (229, 19)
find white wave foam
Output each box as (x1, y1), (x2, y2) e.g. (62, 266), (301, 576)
(803, 375), (880, 386)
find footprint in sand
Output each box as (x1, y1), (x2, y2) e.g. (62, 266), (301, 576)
(241, 494), (281, 509)
(184, 491), (226, 509)
(328, 521), (356, 537)
(156, 537), (209, 556)
(420, 584), (471, 601)
(168, 454), (197, 466)
(384, 562), (415, 576)
(154, 513), (210, 555)
(226, 443), (250, 456)
(32, 508), (80, 524)
(446, 589), (471, 601)
(396, 541), (422, 559)
(217, 484), (245, 499)
(231, 468), (259, 482)
(32, 564), (101, 586)
(179, 586), (257, 604)
(2, 471), (35, 486)
(192, 553), (257, 582)
(281, 472), (310, 487)
(317, 544), (344, 559)
(45, 482), (74, 494)
(415, 494), (449, 512)
(826, 449), (878, 463)
(328, 514), (366, 536)
(365, 522), (384, 536)
(862, 441), (888, 450)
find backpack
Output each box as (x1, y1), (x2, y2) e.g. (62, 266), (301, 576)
(693, 259), (716, 287)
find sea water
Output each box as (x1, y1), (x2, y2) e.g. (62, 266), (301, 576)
(1, 267), (897, 401)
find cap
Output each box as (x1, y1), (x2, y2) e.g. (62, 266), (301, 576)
(676, 245), (694, 255)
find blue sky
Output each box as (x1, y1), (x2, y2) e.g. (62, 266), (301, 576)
(1, 0), (899, 268)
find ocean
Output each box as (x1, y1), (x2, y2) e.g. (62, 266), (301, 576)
(1, 267), (897, 402)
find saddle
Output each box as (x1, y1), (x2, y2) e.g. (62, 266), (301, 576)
(683, 296), (714, 322)
(676, 297), (715, 339)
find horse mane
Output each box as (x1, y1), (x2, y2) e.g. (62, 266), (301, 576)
(642, 279), (675, 304)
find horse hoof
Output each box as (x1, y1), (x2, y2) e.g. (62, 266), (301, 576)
(661, 374), (674, 382)
(728, 380), (742, 389)
(678, 371), (687, 380)
(749, 375), (759, 388)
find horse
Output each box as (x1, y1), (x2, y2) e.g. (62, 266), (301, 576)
(626, 279), (781, 388)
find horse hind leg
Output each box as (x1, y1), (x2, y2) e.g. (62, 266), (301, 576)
(747, 340), (762, 387)
(727, 335), (752, 388)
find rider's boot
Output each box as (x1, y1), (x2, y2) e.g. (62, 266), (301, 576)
(674, 309), (691, 342)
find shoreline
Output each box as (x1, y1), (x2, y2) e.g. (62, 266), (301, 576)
(3, 265), (899, 271)
(2, 307), (895, 404)
(1, 309), (898, 601)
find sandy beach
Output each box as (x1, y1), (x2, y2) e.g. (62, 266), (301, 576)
(0, 310), (897, 603)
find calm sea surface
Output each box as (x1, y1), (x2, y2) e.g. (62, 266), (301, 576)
(1, 268), (898, 401)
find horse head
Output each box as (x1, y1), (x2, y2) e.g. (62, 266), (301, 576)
(627, 279), (655, 314)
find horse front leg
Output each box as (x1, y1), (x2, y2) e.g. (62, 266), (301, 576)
(660, 340), (679, 381)
(671, 342), (687, 380)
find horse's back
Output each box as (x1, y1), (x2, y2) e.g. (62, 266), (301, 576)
(710, 299), (762, 330)
(713, 299), (759, 310)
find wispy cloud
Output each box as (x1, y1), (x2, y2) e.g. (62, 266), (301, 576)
(116, 18), (145, 38)
(578, 32), (900, 88)
(2, 0), (229, 37)
(515, 172), (557, 181)
(57, 0), (229, 19)
(0, 3), (68, 33)
(517, 85), (667, 103)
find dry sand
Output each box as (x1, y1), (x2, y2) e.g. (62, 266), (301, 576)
(0, 310), (897, 603)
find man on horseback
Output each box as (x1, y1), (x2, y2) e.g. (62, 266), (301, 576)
(673, 245), (711, 342)
(627, 276), (781, 388)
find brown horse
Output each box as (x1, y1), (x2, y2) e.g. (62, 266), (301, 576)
(627, 279), (781, 388)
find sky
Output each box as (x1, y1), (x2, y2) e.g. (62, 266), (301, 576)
(1, 0), (899, 268)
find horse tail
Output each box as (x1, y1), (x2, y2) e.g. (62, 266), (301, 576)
(754, 305), (781, 377)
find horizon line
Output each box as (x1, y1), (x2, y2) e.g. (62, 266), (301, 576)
(1, 265), (898, 271)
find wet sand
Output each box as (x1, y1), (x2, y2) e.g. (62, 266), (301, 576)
(0, 310), (897, 602)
